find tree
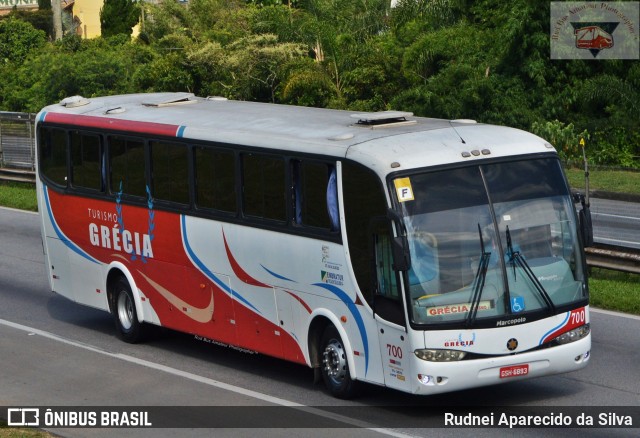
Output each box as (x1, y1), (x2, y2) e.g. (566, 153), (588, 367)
(9, 1), (53, 37)
(210, 33), (307, 102)
(0, 18), (46, 64)
(101, 0), (140, 38)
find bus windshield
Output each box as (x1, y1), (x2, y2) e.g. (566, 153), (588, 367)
(394, 158), (587, 326)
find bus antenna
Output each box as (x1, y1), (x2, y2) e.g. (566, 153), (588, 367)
(449, 120), (466, 144)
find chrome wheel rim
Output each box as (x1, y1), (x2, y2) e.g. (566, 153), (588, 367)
(322, 339), (347, 385)
(117, 291), (134, 332)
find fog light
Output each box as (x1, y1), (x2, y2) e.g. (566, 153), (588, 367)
(418, 374), (433, 385)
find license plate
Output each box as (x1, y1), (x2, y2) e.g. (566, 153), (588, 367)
(499, 364), (529, 379)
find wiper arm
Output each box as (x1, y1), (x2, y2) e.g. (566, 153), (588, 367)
(505, 226), (556, 314)
(506, 224), (517, 280)
(466, 224), (491, 328)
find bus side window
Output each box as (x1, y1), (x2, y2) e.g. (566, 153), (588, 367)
(109, 136), (146, 197)
(242, 153), (286, 222)
(327, 167), (339, 232)
(150, 140), (189, 205)
(39, 127), (68, 188)
(70, 131), (103, 192)
(291, 160), (337, 231)
(194, 146), (236, 213)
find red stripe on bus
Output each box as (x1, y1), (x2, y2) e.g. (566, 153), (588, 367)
(222, 230), (271, 288)
(43, 112), (181, 137)
(284, 290), (312, 314)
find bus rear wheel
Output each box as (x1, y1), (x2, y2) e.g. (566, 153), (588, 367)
(320, 325), (359, 399)
(112, 277), (145, 343)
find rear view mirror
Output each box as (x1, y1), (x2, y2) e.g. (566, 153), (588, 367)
(574, 192), (594, 247)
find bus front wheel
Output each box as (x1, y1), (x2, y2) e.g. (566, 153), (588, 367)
(320, 325), (359, 399)
(113, 277), (145, 343)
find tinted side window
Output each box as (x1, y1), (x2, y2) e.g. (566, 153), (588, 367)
(342, 162), (388, 303)
(151, 141), (189, 204)
(195, 146), (236, 213)
(242, 153), (285, 221)
(109, 136), (146, 197)
(70, 131), (102, 191)
(39, 127), (68, 187)
(292, 160), (335, 230)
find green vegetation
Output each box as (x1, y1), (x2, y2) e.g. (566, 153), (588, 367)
(589, 269), (640, 315)
(0, 420), (51, 438)
(564, 167), (640, 196)
(100, 0), (140, 38)
(0, 182), (38, 212)
(0, 0), (637, 166)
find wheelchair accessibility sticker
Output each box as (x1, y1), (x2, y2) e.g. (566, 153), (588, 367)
(511, 297), (525, 313)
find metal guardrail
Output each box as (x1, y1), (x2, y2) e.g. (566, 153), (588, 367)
(0, 111), (35, 170)
(585, 244), (640, 274)
(0, 167), (35, 184)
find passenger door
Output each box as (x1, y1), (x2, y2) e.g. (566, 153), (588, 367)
(371, 220), (412, 392)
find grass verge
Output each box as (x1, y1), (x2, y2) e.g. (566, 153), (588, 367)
(0, 420), (52, 438)
(589, 268), (640, 315)
(0, 182), (38, 212)
(564, 167), (640, 195)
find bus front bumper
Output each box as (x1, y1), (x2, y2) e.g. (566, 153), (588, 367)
(408, 335), (591, 395)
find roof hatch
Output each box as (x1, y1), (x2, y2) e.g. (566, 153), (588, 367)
(351, 111), (416, 128)
(59, 96), (90, 108)
(142, 93), (197, 107)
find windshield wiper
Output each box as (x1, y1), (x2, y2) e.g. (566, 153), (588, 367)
(466, 224), (491, 328)
(505, 226), (556, 314)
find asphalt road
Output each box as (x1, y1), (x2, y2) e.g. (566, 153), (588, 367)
(0, 207), (639, 437)
(590, 197), (640, 250)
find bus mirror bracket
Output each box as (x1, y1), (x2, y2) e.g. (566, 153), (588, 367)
(578, 194), (594, 248)
(387, 209), (411, 272)
(578, 139), (594, 247)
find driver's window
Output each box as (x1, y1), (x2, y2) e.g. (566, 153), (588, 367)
(372, 221), (405, 325)
(374, 226), (400, 298)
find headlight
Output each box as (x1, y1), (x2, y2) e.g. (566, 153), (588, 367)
(414, 349), (466, 362)
(553, 323), (590, 345)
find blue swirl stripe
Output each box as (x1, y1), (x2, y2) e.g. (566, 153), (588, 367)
(261, 265), (296, 283)
(539, 311), (570, 345)
(180, 215), (261, 314)
(312, 282), (369, 375)
(43, 185), (99, 265)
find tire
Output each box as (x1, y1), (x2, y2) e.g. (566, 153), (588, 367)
(112, 277), (145, 343)
(320, 325), (359, 399)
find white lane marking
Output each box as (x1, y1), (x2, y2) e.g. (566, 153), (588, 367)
(0, 205), (38, 215)
(591, 307), (640, 321)
(593, 212), (640, 221)
(594, 236), (640, 247)
(0, 317), (413, 437)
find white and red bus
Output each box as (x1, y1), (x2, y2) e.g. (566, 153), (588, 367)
(35, 93), (591, 398)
